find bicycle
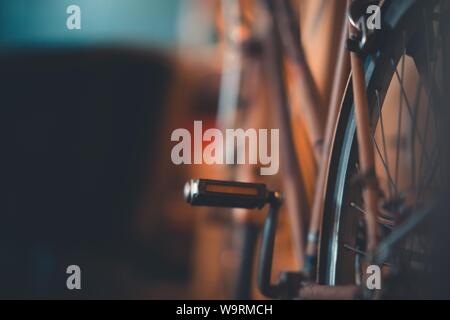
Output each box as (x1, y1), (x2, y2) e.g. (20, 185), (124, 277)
(184, 0), (450, 299)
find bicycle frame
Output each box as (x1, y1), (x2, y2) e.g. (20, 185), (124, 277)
(260, 0), (380, 291)
(265, 0), (363, 272)
(208, 0), (380, 299)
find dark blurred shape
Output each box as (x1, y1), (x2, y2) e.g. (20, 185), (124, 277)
(0, 48), (173, 298)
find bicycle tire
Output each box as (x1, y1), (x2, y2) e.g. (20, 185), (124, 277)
(318, 0), (447, 298)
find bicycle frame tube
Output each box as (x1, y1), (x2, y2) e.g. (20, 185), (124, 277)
(261, 0), (380, 285)
(263, 0), (309, 268)
(274, 0), (326, 163)
(305, 12), (351, 277)
(265, 0), (354, 272)
(349, 22), (379, 253)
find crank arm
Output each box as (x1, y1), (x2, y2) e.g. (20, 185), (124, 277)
(184, 179), (304, 299)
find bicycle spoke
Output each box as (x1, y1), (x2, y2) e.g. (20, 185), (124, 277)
(350, 202), (366, 215)
(394, 38), (407, 196)
(418, 136), (442, 204)
(350, 202), (395, 229)
(374, 89), (396, 197)
(410, 79), (423, 195)
(343, 244), (391, 267)
(372, 134), (397, 196)
(416, 8), (441, 203)
(390, 59), (432, 167)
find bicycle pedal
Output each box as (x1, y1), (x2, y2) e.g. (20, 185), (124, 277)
(184, 179), (271, 209)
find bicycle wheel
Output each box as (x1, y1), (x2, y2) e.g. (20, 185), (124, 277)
(318, 0), (449, 298)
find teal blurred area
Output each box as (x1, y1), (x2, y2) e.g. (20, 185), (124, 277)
(0, 0), (180, 48)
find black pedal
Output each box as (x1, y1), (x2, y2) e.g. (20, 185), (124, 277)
(184, 179), (269, 209)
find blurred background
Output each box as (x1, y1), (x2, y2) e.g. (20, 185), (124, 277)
(0, 0), (369, 299)
(0, 0), (248, 299)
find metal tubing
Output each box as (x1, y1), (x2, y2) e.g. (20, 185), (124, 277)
(274, 0), (326, 162)
(305, 10), (351, 276)
(257, 202), (281, 299)
(262, 0), (309, 267)
(349, 30), (379, 253)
